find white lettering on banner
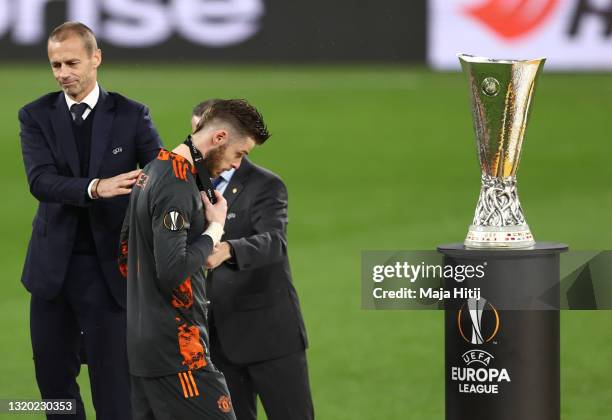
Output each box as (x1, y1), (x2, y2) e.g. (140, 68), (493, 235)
(68, 0), (101, 37)
(0, 0), (263, 47)
(102, 0), (172, 47)
(173, 0), (264, 47)
(428, 0), (612, 70)
(12, 0), (52, 44)
(0, 0), (9, 39)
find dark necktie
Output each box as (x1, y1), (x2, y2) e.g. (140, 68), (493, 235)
(212, 176), (223, 190)
(70, 103), (89, 126)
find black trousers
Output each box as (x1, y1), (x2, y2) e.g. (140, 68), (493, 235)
(210, 328), (314, 420)
(30, 254), (131, 420)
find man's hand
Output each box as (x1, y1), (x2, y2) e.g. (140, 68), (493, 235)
(205, 242), (232, 269)
(201, 190), (227, 226)
(96, 169), (142, 198)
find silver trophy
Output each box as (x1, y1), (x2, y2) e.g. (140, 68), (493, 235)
(459, 54), (545, 248)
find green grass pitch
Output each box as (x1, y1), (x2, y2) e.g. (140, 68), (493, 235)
(0, 64), (610, 419)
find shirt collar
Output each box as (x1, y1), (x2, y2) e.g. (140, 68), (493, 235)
(218, 169), (236, 184)
(65, 82), (100, 111)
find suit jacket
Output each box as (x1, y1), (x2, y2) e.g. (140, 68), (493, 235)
(209, 158), (308, 364)
(19, 87), (162, 308)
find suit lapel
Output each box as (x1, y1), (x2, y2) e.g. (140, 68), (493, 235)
(224, 159), (253, 210)
(50, 93), (80, 176)
(224, 179), (245, 210)
(89, 87), (115, 178)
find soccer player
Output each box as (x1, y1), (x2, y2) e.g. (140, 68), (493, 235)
(192, 101), (313, 419)
(119, 99), (270, 419)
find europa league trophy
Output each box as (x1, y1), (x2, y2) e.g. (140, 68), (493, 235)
(459, 54), (545, 248)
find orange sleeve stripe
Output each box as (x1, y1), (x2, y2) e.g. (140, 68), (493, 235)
(170, 157), (190, 181)
(181, 163), (188, 180)
(172, 159), (179, 179)
(187, 370), (199, 396)
(182, 372), (194, 397)
(178, 372), (189, 398)
(158, 149), (195, 178)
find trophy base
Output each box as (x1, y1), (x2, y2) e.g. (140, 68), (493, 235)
(465, 225), (535, 249)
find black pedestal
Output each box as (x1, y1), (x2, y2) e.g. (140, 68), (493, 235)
(438, 243), (568, 420)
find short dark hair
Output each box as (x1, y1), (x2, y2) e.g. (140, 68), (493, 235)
(49, 21), (98, 56)
(193, 99), (270, 145)
(192, 99), (221, 118)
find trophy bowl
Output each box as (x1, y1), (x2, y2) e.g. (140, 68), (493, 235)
(459, 54), (545, 249)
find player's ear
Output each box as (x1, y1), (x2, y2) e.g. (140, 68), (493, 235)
(212, 129), (229, 145)
(92, 48), (102, 69)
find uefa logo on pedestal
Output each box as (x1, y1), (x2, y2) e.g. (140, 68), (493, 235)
(452, 298), (510, 395)
(457, 298), (500, 345)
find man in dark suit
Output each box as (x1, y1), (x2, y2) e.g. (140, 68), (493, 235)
(191, 102), (313, 420)
(19, 22), (162, 419)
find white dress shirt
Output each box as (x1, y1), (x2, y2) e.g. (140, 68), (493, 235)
(65, 83), (101, 199)
(65, 82), (99, 122)
(214, 169), (236, 194)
